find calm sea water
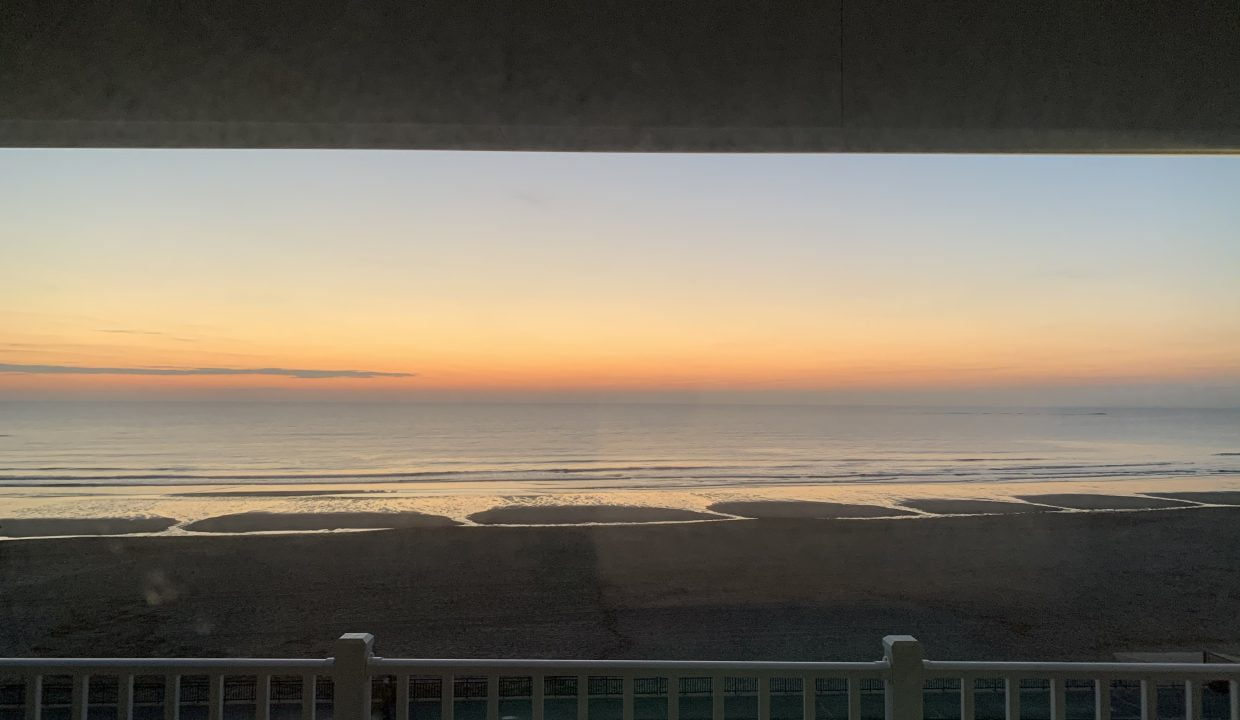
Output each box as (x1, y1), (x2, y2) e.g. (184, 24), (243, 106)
(0, 402), (1237, 491)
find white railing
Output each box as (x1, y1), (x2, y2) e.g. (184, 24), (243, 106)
(0, 657), (331, 720)
(2, 634), (1238, 720)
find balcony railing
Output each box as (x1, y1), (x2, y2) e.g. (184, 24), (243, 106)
(2, 634), (1238, 720)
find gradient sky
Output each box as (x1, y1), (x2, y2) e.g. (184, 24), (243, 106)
(2, 150), (1238, 405)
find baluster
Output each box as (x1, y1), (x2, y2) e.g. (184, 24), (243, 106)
(533, 675), (544, 720)
(441, 675), (454, 720)
(116, 673), (134, 720)
(848, 677), (862, 720)
(24, 674), (42, 720)
(668, 676), (679, 720)
(165, 675), (182, 720)
(397, 675), (411, 720)
(71, 675), (89, 720)
(1004, 678), (1021, 720)
(302, 673), (317, 720)
(577, 675), (589, 720)
(1230, 680), (1239, 720)
(1140, 680), (1157, 720)
(1184, 681), (1201, 720)
(622, 675), (634, 720)
(758, 677), (770, 720)
(960, 678), (974, 720)
(1095, 680), (1111, 720)
(1050, 679), (1065, 720)
(209, 674), (224, 720)
(712, 676), (724, 720)
(801, 676), (815, 720)
(255, 675), (269, 720)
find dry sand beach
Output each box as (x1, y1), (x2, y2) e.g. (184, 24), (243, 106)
(3, 505), (1240, 662)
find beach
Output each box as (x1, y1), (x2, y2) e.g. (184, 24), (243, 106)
(3, 507), (1240, 662)
(3, 405), (1239, 661)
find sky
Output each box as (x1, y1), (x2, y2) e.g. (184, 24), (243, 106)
(2, 150), (1238, 405)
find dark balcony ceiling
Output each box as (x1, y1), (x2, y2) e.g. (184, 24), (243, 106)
(2, 1), (1238, 152)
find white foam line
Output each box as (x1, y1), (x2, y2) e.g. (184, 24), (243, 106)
(2, 501), (1237, 540)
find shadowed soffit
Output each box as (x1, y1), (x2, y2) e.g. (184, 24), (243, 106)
(2, 1), (1238, 152)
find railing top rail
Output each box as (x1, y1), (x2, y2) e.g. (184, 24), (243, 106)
(0, 658), (331, 673)
(8, 643), (1239, 681)
(370, 657), (890, 674)
(924, 660), (1240, 677)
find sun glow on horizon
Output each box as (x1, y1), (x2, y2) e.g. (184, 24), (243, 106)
(3, 150), (1238, 405)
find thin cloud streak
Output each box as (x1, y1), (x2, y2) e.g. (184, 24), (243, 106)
(96, 329), (197, 342)
(0, 363), (414, 379)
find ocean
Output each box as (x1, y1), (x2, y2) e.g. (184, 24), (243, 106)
(2, 402), (1237, 491)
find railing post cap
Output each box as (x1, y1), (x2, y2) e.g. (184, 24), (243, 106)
(335, 633), (375, 653)
(882, 635), (923, 661)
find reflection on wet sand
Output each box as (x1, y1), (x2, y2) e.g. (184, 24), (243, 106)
(468, 505), (721, 525)
(709, 500), (914, 519)
(899, 498), (1053, 515)
(0, 516), (177, 538)
(183, 511), (458, 533)
(1149, 491), (1240, 505)
(1016, 493), (1195, 510)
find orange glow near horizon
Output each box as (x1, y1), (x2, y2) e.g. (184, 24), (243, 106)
(3, 321), (1236, 397)
(2, 151), (1238, 403)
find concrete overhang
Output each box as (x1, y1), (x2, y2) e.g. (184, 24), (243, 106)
(3, 1), (1238, 152)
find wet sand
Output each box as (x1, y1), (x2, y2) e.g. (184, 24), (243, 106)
(709, 500), (914, 519)
(8, 508), (1237, 661)
(899, 498), (1052, 515)
(0, 517), (178, 538)
(1016, 493), (1195, 510)
(468, 505), (720, 525)
(1150, 491), (1240, 505)
(183, 511), (459, 533)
